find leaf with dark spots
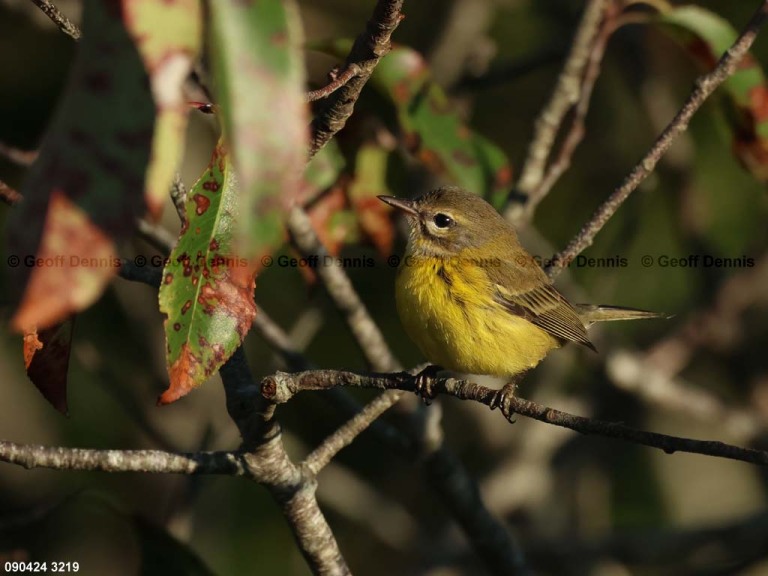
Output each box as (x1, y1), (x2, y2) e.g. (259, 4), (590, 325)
(209, 0), (307, 261)
(658, 6), (768, 181)
(6, 0), (154, 331)
(158, 141), (257, 404)
(368, 45), (512, 208)
(23, 319), (75, 415)
(121, 0), (202, 218)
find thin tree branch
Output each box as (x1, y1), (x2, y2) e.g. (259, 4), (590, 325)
(526, 3), (619, 217)
(0, 441), (245, 475)
(0, 180), (23, 206)
(287, 207), (399, 372)
(308, 0), (404, 159)
(303, 391), (404, 476)
(306, 64), (362, 102)
(135, 217), (176, 253)
(170, 173), (188, 226)
(506, 0), (610, 223)
(0, 141), (38, 166)
(261, 370), (768, 467)
(27, 0), (81, 40)
(545, 0), (768, 276)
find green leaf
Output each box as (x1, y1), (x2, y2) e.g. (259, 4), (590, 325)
(209, 0), (308, 260)
(158, 141), (256, 404)
(122, 0), (202, 217)
(371, 46), (513, 208)
(658, 6), (768, 181)
(7, 0), (155, 331)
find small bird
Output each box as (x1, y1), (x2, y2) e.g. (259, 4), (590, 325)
(378, 187), (664, 408)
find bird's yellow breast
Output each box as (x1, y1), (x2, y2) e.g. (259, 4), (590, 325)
(395, 254), (560, 377)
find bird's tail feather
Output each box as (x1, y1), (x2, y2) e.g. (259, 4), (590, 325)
(575, 304), (670, 326)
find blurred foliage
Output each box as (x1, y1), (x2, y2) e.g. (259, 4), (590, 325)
(1, 1), (768, 575)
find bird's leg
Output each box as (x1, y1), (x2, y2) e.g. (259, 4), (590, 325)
(490, 375), (524, 422)
(413, 364), (443, 405)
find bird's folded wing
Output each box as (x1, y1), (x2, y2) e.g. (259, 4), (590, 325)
(489, 261), (595, 350)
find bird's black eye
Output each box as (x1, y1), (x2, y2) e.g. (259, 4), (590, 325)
(433, 213), (454, 229)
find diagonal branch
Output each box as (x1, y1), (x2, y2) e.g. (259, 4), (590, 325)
(261, 370), (768, 467)
(28, 0), (81, 40)
(545, 0), (768, 277)
(308, 0), (404, 159)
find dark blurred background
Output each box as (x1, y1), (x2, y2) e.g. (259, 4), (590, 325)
(1, 1), (767, 574)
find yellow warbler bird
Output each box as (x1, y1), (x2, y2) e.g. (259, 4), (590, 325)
(378, 187), (664, 401)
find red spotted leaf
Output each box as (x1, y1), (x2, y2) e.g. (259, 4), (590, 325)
(158, 141), (256, 404)
(6, 0), (154, 332)
(23, 320), (74, 415)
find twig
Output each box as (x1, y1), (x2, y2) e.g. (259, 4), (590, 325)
(0, 180), (23, 206)
(545, 0), (768, 276)
(170, 173), (188, 226)
(261, 370), (768, 467)
(0, 440), (245, 475)
(306, 64), (362, 102)
(308, 0), (404, 159)
(303, 391), (403, 476)
(135, 217), (176, 254)
(527, 3), (619, 217)
(118, 260), (162, 287)
(506, 0), (610, 223)
(287, 207), (399, 372)
(27, 0), (81, 40)
(0, 141), (38, 166)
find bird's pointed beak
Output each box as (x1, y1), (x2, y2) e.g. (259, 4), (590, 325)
(378, 195), (418, 216)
